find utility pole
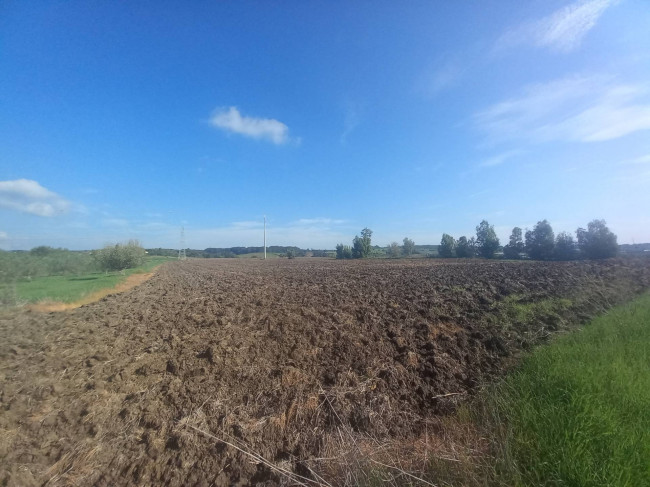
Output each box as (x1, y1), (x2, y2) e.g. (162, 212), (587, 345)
(178, 226), (187, 260)
(264, 216), (267, 260)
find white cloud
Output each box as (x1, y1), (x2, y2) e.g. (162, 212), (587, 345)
(496, 0), (617, 53)
(479, 150), (525, 168)
(340, 107), (361, 144)
(475, 76), (650, 144)
(0, 179), (70, 217)
(0, 231), (7, 240)
(424, 61), (464, 95)
(621, 154), (650, 165)
(209, 106), (291, 144)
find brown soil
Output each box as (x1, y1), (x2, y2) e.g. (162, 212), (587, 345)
(1, 258), (649, 486)
(30, 271), (157, 313)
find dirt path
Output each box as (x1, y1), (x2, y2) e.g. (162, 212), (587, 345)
(29, 270), (158, 313)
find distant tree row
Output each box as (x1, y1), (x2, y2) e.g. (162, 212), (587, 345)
(147, 246), (310, 259)
(439, 219), (618, 261)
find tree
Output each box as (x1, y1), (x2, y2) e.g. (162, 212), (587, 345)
(503, 227), (524, 260)
(475, 220), (500, 259)
(554, 231), (577, 261)
(387, 242), (401, 258)
(335, 243), (352, 259)
(352, 227), (373, 258)
(402, 237), (415, 257)
(456, 236), (475, 258)
(438, 233), (456, 258)
(93, 240), (146, 271)
(577, 219), (618, 259)
(525, 220), (555, 261)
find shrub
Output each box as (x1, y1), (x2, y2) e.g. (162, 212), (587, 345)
(387, 242), (401, 258)
(93, 240), (146, 271)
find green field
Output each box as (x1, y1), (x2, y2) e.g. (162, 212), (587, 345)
(14, 256), (173, 303)
(473, 292), (650, 486)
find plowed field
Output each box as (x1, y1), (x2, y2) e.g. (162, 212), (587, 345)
(2, 258), (650, 486)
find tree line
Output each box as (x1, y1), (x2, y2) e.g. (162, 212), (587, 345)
(336, 228), (417, 259)
(439, 219), (618, 260)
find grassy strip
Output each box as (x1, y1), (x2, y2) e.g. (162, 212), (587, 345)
(14, 256), (173, 303)
(474, 291), (650, 486)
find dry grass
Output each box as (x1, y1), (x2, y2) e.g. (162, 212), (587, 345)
(29, 271), (155, 312)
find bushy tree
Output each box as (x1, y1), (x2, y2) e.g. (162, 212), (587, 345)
(402, 237), (415, 257)
(476, 220), (500, 259)
(30, 246), (57, 256)
(577, 219), (618, 259)
(335, 243), (353, 259)
(93, 240), (146, 271)
(555, 231), (577, 261)
(439, 233), (456, 258)
(503, 227), (524, 260)
(456, 236), (476, 258)
(525, 220), (555, 261)
(387, 242), (401, 258)
(352, 227), (373, 258)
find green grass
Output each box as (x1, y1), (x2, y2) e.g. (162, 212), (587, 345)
(477, 292), (650, 486)
(14, 256), (172, 303)
(501, 295), (573, 325)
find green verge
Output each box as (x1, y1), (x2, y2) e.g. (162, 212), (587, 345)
(14, 256), (173, 303)
(476, 291), (650, 486)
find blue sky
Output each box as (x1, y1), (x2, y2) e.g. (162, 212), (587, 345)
(1, 0), (649, 250)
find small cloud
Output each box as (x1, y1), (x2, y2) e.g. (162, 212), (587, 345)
(468, 189), (491, 199)
(621, 154), (650, 165)
(209, 107), (292, 145)
(0, 179), (70, 217)
(496, 0), (617, 54)
(340, 107), (361, 144)
(479, 150), (524, 168)
(424, 61), (464, 96)
(0, 231), (8, 240)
